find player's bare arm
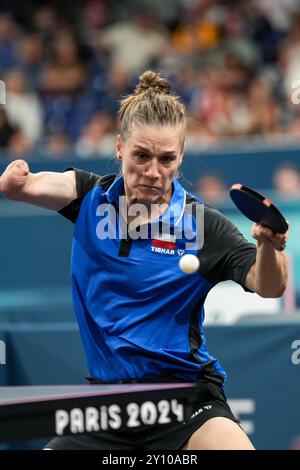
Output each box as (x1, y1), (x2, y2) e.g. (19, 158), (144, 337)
(0, 160), (77, 211)
(245, 223), (289, 298)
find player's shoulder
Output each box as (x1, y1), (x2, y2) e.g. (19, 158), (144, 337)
(86, 172), (118, 200)
(97, 173), (118, 192)
(185, 191), (233, 233)
(185, 192), (224, 218)
(67, 168), (117, 197)
(58, 172), (118, 223)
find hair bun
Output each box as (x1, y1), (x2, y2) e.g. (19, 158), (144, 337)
(135, 70), (170, 95)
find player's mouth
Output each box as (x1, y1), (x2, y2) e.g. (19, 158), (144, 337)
(139, 185), (161, 192)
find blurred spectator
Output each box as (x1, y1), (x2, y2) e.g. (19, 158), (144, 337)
(99, 9), (169, 74)
(7, 129), (31, 157)
(83, 0), (109, 32)
(196, 174), (227, 203)
(221, 8), (261, 68)
(32, 5), (58, 44)
(192, 68), (229, 135)
(247, 77), (281, 135)
(75, 111), (115, 158)
(273, 163), (300, 198)
(0, 12), (20, 71)
(124, 0), (182, 32)
(185, 117), (217, 150)
(95, 64), (132, 115)
(244, 1), (284, 64)
(39, 32), (89, 141)
(4, 70), (43, 146)
(44, 132), (71, 159)
(0, 108), (18, 150)
(16, 33), (44, 89)
(41, 33), (86, 95)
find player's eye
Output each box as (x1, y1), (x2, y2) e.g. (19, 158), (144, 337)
(136, 153), (149, 162)
(161, 155), (176, 164)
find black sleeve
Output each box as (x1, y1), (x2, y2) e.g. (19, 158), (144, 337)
(58, 168), (102, 223)
(199, 205), (257, 291)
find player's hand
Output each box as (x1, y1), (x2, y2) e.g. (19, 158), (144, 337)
(0, 160), (30, 196)
(251, 223), (290, 251)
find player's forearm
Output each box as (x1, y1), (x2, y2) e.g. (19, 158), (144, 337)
(254, 242), (288, 298)
(0, 160), (77, 211)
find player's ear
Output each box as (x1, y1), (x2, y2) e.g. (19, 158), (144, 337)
(116, 134), (122, 160)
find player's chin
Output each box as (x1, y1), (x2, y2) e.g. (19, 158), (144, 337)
(135, 189), (162, 205)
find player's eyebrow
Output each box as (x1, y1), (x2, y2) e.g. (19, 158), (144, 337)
(132, 145), (150, 152)
(132, 145), (177, 156)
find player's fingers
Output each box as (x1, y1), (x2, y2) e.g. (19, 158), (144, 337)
(272, 233), (289, 247)
(252, 223), (289, 251)
(252, 224), (274, 240)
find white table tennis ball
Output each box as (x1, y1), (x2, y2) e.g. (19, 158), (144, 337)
(179, 254), (200, 274)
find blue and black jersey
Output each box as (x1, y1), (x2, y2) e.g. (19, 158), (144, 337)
(59, 170), (257, 385)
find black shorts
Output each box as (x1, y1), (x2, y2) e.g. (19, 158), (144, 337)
(46, 378), (239, 450)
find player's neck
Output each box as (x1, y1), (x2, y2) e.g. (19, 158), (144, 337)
(125, 186), (173, 225)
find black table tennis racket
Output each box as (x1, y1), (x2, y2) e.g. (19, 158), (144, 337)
(230, 183), (288, 234)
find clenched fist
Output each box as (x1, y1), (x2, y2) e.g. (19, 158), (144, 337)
(251, 223), (290, 251)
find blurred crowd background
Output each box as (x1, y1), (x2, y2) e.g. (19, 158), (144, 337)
(0, 0), (300, 164)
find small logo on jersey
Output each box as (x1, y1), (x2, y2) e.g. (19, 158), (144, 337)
(151, 246), (175, 255)
(191, 405), (213, 419)
(151, 235), (176, 255)
(177, 249), (185, 256)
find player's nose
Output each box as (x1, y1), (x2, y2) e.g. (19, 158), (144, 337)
(145, 160), (160, 179)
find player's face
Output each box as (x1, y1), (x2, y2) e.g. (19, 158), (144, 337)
(116, 125), (183, 206)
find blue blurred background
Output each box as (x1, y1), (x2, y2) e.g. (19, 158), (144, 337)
(0, 0), (300, 450)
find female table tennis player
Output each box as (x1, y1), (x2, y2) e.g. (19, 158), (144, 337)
(0, 70), (289, 450)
